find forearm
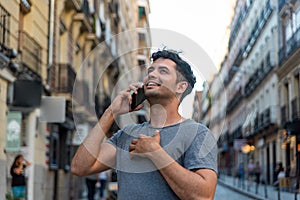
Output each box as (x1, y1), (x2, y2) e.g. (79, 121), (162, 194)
(71, 106), (115, 175)
(25, 159), (31, 167)
(149, 149), (217, 200)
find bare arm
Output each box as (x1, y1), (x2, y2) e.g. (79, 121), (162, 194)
(150, 149), (217, 200)
(24, 159), (31, 167)
(71, 84), (144, 176)
(129, 131), (217, 200)
(71, 107), (116, 176)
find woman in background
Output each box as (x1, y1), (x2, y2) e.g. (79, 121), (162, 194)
(10, 154), (31, 199)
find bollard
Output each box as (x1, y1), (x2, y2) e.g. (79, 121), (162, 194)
(264, 180), (268, 198)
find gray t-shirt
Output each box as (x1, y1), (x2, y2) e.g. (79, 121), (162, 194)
(107, 119), (218, 200)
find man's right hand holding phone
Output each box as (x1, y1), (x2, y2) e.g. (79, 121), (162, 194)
(110, 83), (145, 116)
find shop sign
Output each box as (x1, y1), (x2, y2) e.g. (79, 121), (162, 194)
(5, 112), (22, 151)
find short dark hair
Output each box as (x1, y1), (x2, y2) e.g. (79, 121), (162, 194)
(151, 50), (196, 101)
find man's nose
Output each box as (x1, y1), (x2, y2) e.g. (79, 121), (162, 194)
(147, 69), (158, 79)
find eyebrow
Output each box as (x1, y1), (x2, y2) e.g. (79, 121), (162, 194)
(147, 65), (170, 71)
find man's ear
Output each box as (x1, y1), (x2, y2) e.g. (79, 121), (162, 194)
(176, 81), (188, 95)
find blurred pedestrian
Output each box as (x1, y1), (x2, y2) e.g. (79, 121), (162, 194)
(238, 162), (245, 189)
(98, 171), (108, 200)
(10, 154), (31, 200)
(85, 174), (98, 200)
(247, 158), (255, 190)
(273, 162), (284, 188)
(254, 161), (261, 194)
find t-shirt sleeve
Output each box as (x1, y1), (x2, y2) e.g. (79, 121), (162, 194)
(106, 129), (122, 147)
(183, 127), (218, 173)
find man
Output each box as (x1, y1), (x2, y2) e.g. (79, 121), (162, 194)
(71, 49), (218, 199)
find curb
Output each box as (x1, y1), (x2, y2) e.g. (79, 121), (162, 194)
(218, 179), (267, 200)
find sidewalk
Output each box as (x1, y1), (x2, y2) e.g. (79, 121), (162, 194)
(218, 174), (298, 200)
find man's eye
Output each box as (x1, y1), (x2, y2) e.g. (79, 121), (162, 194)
(160, 69), (168, 74)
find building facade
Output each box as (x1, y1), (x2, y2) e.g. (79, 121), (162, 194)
(0, 0), (151, 199)
(205, 0), (285, 186)
(205, 0), (300, 190)
(277, 0), (300, 187)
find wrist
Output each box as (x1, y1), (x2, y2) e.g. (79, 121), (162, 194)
(148, 148), (174, 169)
(106, 105), (119, 118)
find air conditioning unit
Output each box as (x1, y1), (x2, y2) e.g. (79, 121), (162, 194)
(12, 80), (42, 107)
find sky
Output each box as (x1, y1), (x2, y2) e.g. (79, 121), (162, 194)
(149, 0), (235, 69)
(148, 0), (236, 118)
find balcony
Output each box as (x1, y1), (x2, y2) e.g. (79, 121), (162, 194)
(243, 0), (273, 58)
(73, 80), (95, 116)
(252, 112), (265, 135)
(245, 106), (278, 137)
(278, 0), (290, 15)
(20, 31), (42, 75)
(65, 0), (83, 11)
(70, 0), (93, 33)
(262, 106), (278, 128)
(228, 0), (253, 49)
(137, 20), (148, 28)
(53, 64), (76, 94)
(278, 0), (288, 11)
(226, 89), (243, 114)
(244, 52), (274, 97)
(291, 97), (300, 120)
(279, 27), (300, 65)
(281, 105), (288, 126)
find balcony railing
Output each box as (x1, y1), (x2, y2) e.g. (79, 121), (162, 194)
(245, 106), (278, 137)
(245, 52), (274, 97)
(73, 80), (95, 115)
(291, 97), (300, 120)
(65, 0), (83, 11)
(70, 0), (93, 33)
(279, 24), (300, 65)
(228, 0), (253, 49)
(278, 0), (288, 13)
(20, 31), (42, 75)
(243, 0), (273, 58)
(226, 89), (243, 114)
(281, 105), (287, 126)
(53, 64), (76, 94)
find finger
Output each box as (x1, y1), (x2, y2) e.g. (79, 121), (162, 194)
(132, 104), (144, 111)
(128, 84), (140, 93)
(138, 134), (148, 139)
(153, 130), (160, 137)
(153, 130), (161, 142)
(129, 144), (136, 152)
(129, 150), (139, 159)
(129, 83), (144, 93)
(131, 139), (138, 144)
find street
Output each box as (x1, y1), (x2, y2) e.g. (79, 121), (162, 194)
(214, 184), (253, 200)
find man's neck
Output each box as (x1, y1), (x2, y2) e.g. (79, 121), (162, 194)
(149, 101), (183, 128)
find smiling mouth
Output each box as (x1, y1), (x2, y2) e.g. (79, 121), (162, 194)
(146, 81), (161, 87)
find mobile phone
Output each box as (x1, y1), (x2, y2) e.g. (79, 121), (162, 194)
(131, 87), (146, 110)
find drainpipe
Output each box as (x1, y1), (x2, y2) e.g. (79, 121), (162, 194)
(47, 0), (55, 90)
(27, 110), (38, 200)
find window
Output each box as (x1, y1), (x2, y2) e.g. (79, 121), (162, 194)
(285, 21), (293, 43)
(0, 4), (10, 47)
(138, 6), (146, 20)
(296, 8), (300, 30)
